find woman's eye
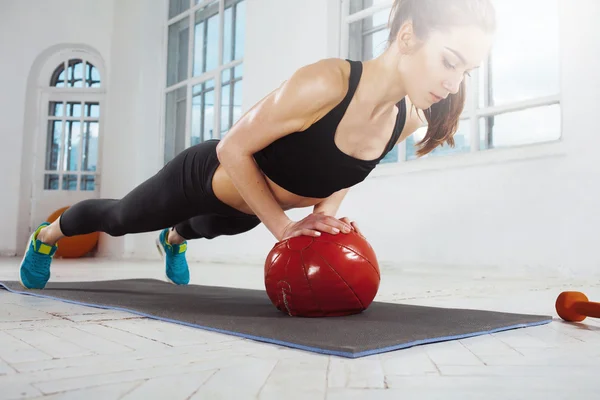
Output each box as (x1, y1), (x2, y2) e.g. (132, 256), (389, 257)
(444, 57), (472, 77)
(443, 59), (455, 69)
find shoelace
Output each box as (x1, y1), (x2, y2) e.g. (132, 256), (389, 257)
(169, 253), (187, 272)
(29, 250), (52, 277)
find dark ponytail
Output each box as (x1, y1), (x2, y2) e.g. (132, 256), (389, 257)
(417, 80), (467, 156)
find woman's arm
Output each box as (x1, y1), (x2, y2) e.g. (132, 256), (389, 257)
(313, 188), (349, 217)
(216, 59), (351, 241)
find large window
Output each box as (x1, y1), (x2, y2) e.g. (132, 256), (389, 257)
(164, 0), (246, 164)
(342, 0), (561, 164)
(44, 59), (102, 191)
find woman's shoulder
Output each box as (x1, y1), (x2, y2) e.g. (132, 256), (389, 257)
(280, 58), (350, 108)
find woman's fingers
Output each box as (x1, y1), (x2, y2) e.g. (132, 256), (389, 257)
(314, 221), (341, 235)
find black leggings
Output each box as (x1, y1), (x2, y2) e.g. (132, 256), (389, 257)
(59, 140), (261, 240)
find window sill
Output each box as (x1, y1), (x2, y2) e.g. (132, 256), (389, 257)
(369, 140), (567, 179)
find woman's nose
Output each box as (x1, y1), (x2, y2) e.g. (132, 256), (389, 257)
(442, 76), (463, 95)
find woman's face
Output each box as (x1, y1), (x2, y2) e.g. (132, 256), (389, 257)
(398, 24), (494, 110)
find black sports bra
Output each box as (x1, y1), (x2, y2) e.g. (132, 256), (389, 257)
(253, 59), (406, 199)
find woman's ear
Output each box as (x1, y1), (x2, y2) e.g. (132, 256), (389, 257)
(395, 21), (419, 54)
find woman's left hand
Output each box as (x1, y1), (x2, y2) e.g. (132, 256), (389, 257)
(339, 217), (365, 238)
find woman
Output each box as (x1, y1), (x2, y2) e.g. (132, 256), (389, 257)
(20, 0), (496, 289)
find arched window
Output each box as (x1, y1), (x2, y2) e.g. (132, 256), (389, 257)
(41, 55), (103, 192)
(49, 59), (101, 88)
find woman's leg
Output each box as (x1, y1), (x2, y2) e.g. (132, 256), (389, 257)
(37, 140), (226, 245)
(21, 140), (241, 289)
(175, 213), (261, 241)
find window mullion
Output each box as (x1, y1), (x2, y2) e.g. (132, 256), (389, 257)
(185, 11), (194, 149)
(229, 71), (234, 130)
(485, 53), (494, 148)
(214, 0), (225, 138)
(58, 117), (66, 190)
(469, 68), (481, 152)
(230, 1), (236, 60)
(78, 103), (84, 189)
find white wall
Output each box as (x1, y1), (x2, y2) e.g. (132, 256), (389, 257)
(243, 0), (339, 108)
(0, 0), (115, 255)
(95, 0), (166, 259)
(3, 0), (598, 276)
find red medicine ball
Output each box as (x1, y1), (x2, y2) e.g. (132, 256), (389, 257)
(264, 230), (380, 317)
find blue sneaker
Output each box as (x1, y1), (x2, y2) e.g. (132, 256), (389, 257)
(155, 228), (189, 285)
(20, 223), (57, 289)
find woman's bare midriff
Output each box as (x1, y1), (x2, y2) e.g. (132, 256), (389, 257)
(211, 164), (323, 215)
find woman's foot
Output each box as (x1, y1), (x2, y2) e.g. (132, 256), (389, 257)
(156, 228), (190, 285)
(19, 223), (58, 289)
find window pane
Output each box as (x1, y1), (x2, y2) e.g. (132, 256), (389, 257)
(203, 89), (215, 141)
(169, 0), (189, 19)
(479, 105), (561, 149)
(232, 79), (243, 129)
(62, 174), (78, 191)
(193, 1), (219, 76)
(80, 175), (95, 191)
(167, 18), (190, 87)
(193, 20), (205, 75)
(191, 80), (215, 144)
(463, 73), (476, 114)
(223, 5), (233, 64)
(67, 102), (82, 117)
(482, 0), (560, 106)
(85, 102), (100, 118)
(63, 121), (80, 171)
(50, 63), (66, 87)
(219, 66), (242, 135)
(67, 59), (84, 88)
(349, 0), (390, 14)
(48, 101), (64, 117)
(380, 145), (398, 164)
(56, 70), (66, 87)
(348, 8), (391, 61)
(234, 0), (245, 60)
(44, 174), (59, 190)
(45, 121), (62, 171)
(221, 67), (232, 83)
(406, 120), (471, 160)
(234, 63), (243, 79)
(82, 122), (99, 172)
(164, 87), (187, 164)
(86, 63), (101, 88)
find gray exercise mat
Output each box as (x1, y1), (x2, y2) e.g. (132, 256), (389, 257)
(0, 279), (552, 358)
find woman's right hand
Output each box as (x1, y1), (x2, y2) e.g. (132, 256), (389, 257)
(278, 212), (353, 241)
(216, 60), (348, 242)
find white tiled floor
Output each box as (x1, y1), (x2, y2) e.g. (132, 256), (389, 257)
(0, 256), (598, 399)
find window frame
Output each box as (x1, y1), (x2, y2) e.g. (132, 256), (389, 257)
(37, 50), (106, 193)
(339, 0), (563, 170)
(42, 91), (103, 192)
(162, 0), (245, 158)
